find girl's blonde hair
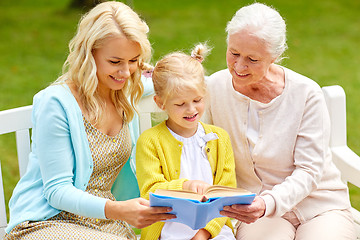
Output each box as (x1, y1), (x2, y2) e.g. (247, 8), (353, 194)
(54, 1), (151, 124)
(152, 43), (210, 106)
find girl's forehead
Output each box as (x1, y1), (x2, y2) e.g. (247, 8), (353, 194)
(168, 88), (205, 101)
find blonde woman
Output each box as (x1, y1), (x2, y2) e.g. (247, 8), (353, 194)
(136, 44), (236, 240)
(5, 2), (174, 239)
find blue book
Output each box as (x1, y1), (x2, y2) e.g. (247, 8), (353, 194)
(149, 186), (256, 230)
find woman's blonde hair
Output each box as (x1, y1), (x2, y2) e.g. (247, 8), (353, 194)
(152, 43), (210, 106)
(54, 1), (151, 124)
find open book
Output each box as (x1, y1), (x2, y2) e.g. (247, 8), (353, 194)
(150, 185), (255, 230)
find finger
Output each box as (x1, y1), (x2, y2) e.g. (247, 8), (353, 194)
(140, 214), (174, 224)
(141, 208), (175, 220)
(137, 198), (150, 206)
(220, 210), (257, 224)
(137, 213), (177, 228)
(223, 204), (249, 214)
(155, 213), (177, 221)
(149, 206), (173, 213)
(196, 186), (204, 195)
(232, 203), (252, 210)
(220, 210), (242, 219)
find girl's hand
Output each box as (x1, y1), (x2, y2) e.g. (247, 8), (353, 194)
(220, 196), (265, 224)
(191, 229), (211, 240)
(105, 198), (176, 229)
(183, 180), (211, 195)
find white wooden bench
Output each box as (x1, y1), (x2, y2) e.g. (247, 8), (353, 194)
(1, 85), (360, 238)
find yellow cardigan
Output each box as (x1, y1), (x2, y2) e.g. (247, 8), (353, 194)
(136, 121), (236, 240)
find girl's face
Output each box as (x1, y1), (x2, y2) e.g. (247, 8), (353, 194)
(93, 36), (141, 98)
(155, 88), (206, 138)
(226, 29), (276, 91)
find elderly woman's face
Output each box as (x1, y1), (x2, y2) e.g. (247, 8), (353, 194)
(226, 29), (275, 89)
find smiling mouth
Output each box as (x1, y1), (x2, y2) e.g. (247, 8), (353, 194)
(110, 75), (126, 82)
(184, 113), (198, 120)
(234, 71), (249, 77)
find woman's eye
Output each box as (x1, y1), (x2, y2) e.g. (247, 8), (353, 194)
(249, 58), (258, 62)
(175, 103), (185, 106)
(130, 59), (138, 63)
(232, 52), (240, 56)
(194, 98), (202, 103)
(110, 60), (120, 64)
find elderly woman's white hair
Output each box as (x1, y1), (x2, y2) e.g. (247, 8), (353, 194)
(226, 3), (288, 62)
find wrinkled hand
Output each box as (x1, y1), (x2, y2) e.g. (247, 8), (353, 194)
(105, 198), (175, 229)
(183, 180), (211, 194)
(191, 228), (211, 240)
(220, 196), (265, 224)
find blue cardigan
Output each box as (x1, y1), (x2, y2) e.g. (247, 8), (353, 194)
(6, 77), (153, 233)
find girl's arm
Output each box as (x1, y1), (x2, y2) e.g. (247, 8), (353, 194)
(136, 130), (188, 199)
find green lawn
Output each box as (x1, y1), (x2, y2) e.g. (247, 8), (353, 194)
(1, 0), (360, 220)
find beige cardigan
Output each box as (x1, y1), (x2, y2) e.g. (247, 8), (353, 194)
(204, 67), (351, 223)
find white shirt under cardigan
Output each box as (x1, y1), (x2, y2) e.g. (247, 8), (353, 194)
(247, 97), (279, 153)
(204, 67), (351, 223)
(160, 123), (235, 240)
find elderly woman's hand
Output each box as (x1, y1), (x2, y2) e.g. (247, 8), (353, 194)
(220, 196), (266, 224)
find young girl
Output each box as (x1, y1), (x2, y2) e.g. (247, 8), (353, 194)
(136, 44), (237, 240)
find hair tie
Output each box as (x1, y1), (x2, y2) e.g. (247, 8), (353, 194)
(142, 68), (153, 78)
(191, 53), (204, 63)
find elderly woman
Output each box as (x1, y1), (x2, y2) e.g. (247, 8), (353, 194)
(204, 3), (356, 240)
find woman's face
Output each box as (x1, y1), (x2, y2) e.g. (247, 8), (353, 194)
(226, 29), (276, 90)
(93, 36), (141, 97)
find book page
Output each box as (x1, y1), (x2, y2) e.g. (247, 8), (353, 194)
(154, 186), (252, 202)
(204, 185), (252, 199)
(154, 189), (206, 202)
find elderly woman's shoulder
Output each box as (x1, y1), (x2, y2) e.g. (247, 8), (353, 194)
(283, 66), (322, 92)
(205, 69), (231, 90)
(206, 69), (230, 81)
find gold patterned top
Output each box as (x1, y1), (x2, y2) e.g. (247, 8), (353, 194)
(84, 117), (132, 199)
(53, 117), (135, 238)
(5, 117), (136, 240)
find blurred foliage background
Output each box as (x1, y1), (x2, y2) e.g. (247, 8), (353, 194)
(0, 0), (359, 220)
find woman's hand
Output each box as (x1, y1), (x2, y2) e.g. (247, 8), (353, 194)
(105, 198), (175, 229)
(220, 196), (266, 224)
(183, 180), (211, 194)
(191, 229), (211, 240)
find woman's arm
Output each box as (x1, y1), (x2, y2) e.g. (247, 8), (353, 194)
(222, 88), (329, 222)
(34, 93), (108, 219)
(105, 198), (174, 229)
(259, 89), (328, 216)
